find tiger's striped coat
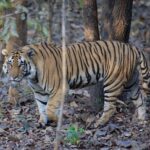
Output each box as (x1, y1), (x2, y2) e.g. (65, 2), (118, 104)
(2, 40), (150, 127)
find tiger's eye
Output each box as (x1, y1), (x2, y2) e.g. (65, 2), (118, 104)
(7, 60), (12, 64)
(20, 60), (24, 65)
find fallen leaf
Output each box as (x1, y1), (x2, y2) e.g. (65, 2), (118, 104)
(8, 135), (20, 142)
(0, 128), (6, 134)
(70, 101), (78, 107)
(116, 140), (132, 148)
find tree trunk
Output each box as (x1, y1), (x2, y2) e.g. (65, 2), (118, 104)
(0, 42), (4, 73)
(5, 1), (27, 105)
(101, 0), (133, 42)
(48, 0), (55, 42)
(100, 0), (133, 101)
(83, 0), (103, 111)
(83, 0), (99, 41)
(6, 1), (27, 50)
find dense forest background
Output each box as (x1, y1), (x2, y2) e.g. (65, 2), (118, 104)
(0, 0), (149, 45)
(0, 0), (150, 149)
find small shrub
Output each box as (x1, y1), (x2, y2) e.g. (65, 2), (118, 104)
(65, 124), (84, 145)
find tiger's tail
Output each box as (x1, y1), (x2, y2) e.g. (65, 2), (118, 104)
(139, 51), (150, 94)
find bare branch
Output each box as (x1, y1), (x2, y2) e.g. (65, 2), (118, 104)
(54, 0), (66, 149)
(0, 12), (25, 20)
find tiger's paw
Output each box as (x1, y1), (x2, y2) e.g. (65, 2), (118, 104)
(37, 112), (58, 128)
(132, 107), (147, 126)
(47, 120), (57, 127)
(36, 114), (49, 128)
(94, 117), (108, 128)
(47, 111), (58, 123)
(36, 122), (46, 129)
(132, 115), (147, 126)
(94, 109), (116, 128)
(39, 112), (58, 127)
(36, 120), (57, 128)
(138, 120), (147, 127)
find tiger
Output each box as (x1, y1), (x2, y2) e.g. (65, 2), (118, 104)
(2, 40), (150, 127)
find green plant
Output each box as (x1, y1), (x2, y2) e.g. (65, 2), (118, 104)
(27, 18), (49, 38)
(0, 1), (29, 43)
(65, 124), (84, 145)
(78, 0), (83, 9)
(0, 0), (49, 43)
(0, 17), (19, 42)
(0, 0), (12, 11)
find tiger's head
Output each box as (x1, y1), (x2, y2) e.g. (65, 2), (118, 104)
(2, 47), (36, 84)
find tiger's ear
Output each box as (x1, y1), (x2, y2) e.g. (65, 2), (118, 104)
(2, 49), (9, 56)
(27, 48), (35, 57)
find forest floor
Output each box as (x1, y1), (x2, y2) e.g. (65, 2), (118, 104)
(0, 85), (150, 150)
(0, 1), (150, 150)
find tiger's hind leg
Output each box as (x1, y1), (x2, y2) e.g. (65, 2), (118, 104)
(131, 87), (147, 123)
(128, 70), (147, 123)
(95, 84), (124, 127)
(95, 99), (116, 127)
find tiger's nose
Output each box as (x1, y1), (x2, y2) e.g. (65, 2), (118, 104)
(9, 69), (20, 81)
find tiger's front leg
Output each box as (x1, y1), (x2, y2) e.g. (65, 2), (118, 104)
(34, 93), (49, 127)
(29, 81), (50, 127)
(46, 86), (68, 126)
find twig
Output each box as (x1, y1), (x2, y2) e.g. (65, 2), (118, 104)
(54, 0), (66, 149)
(0, 11), (25, 20)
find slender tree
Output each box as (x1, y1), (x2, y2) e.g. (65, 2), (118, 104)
(5, 0), (27, 105)
(101, 0), (133, 42)
(83, 0), (103, 110)
(83, 0), (99, 41)
(48, 0), (55, 42)
(6, 0), (27, 50)
(0, 42), (4, 73)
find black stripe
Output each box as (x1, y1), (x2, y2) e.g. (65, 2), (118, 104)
(96, 41), (105, 56)
(103, 41), (111, 58)
(41, 42), (49, 56)
(35, 91), (49, 96)
(77, 44), (84, 70)
(44, 42), (57, 61)
(82, 43), (90, 66)
(88, 43), (96, 74)
(68, 47), (74, 78)
(36, 98), (47, 105)
(72, 45), (79, 82)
